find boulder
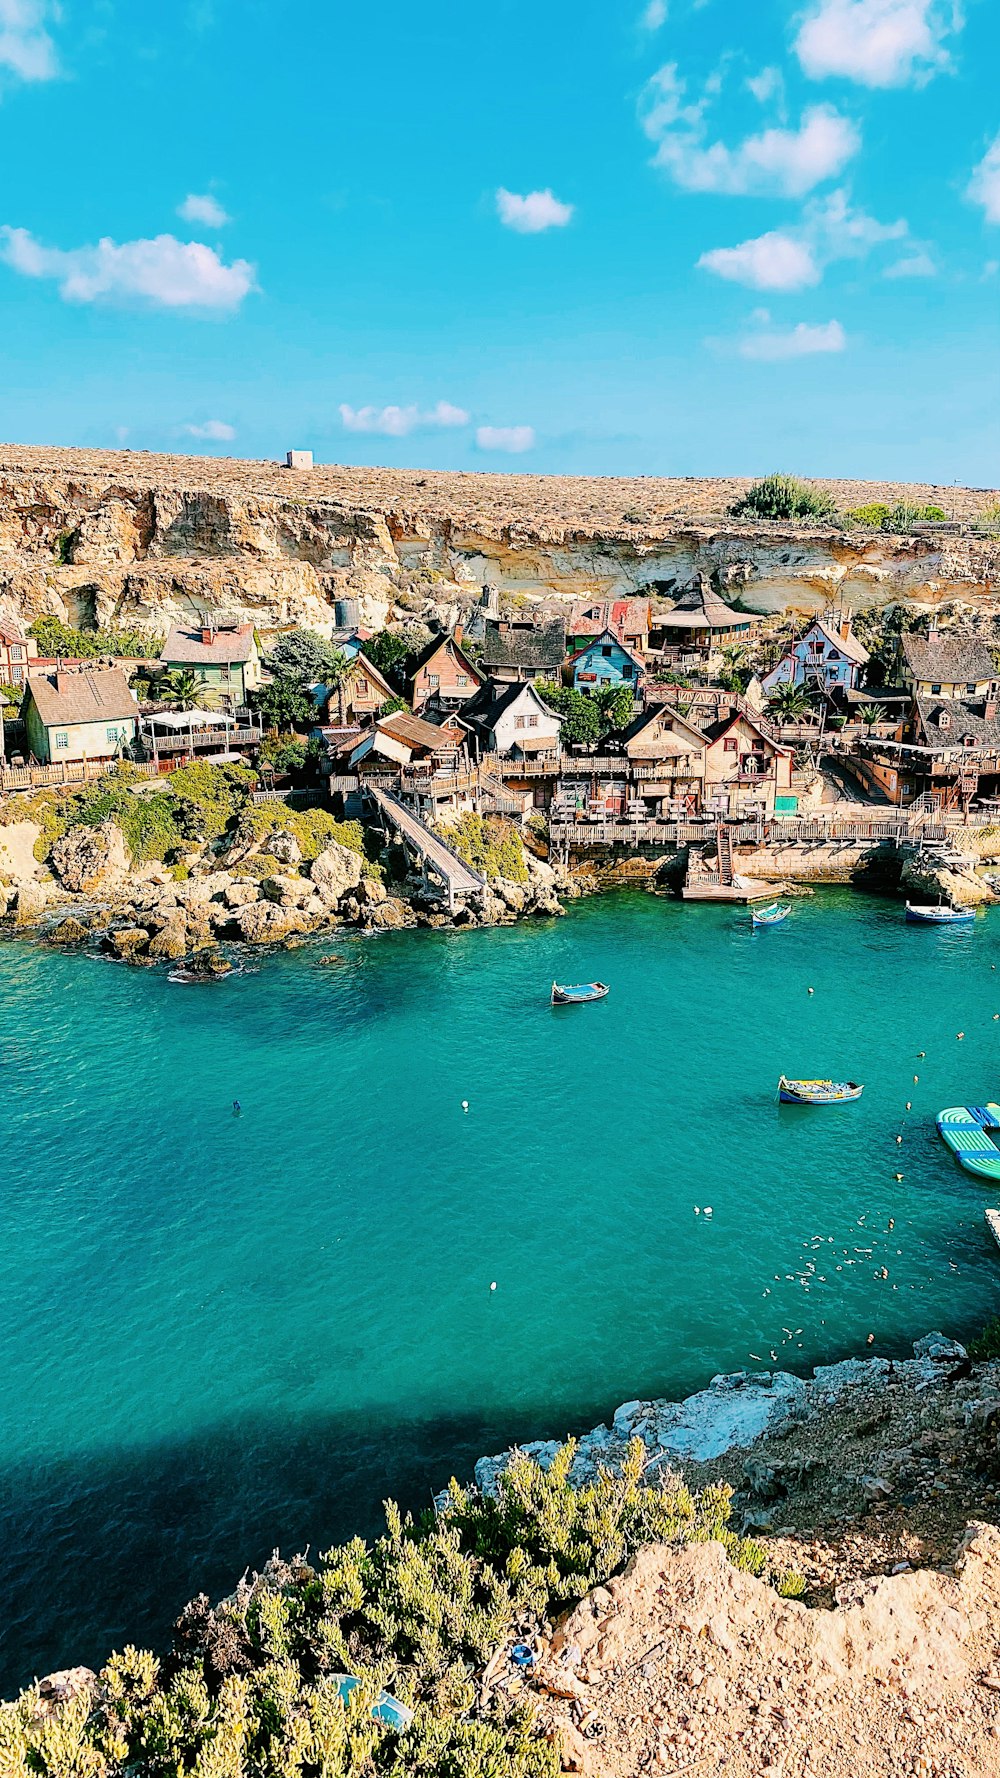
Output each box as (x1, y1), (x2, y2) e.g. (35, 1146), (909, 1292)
(260, 874), (308, 908)
(13, 880), (50, 925)
(50, 821), (130, 894)
(311, 841), (364, 903)
(223, 880), (259, 909)
(353, 875), (387, 907)
(367, 896), (415, 929)
(148, 920), (189, 960)
(270, 830), (302, 866)
(913, 1332), (967, 1363)
(103, 926), (151, 962)
(234, 900), (305, 943)
(47, 916), (90, 945)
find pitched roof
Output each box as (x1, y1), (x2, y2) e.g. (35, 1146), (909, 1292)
(702, 708), (793, 755)
(161, 623), (256, 665)
(407, 631), (484, 683)
(569, 628), (646, 672)
(901, 630), (996, 686)
(568, 598), (651, 638)
(343, 650), (395, 698)
(480, 617), (566, 671)
(913, 696), (1000, 749)
(26, 666), (137, 728)
(660, 574), (749, 632)
(807, 618), (871, 666)
(460, 680), (562, 732)
(0, 624), (29, 647)
(616, 702), (705, 749)
(378, 710), (460, 751)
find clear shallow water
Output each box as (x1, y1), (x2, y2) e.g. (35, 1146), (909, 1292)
(2, 889), (1000, 1688)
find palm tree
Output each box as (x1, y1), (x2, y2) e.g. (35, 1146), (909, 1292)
(165, 669), (200, 711)
(857, 701), (887, 734)
(766, 680), (813, 721)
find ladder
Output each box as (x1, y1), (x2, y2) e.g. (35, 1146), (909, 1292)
(717, 823), (734, 886)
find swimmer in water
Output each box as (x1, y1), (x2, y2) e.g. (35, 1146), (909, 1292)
(233, 1100), (241, 1115)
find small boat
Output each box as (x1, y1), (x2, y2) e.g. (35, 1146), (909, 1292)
(778, 1076), (864, 1105)
(752, 903), (791, 927)
(936, 1103), (1000, 1179)
(551, 981), (609, 1005)
(905, 901), (975, 924)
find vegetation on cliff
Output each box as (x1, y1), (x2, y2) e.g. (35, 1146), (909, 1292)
(28, 616), (160, 660)
(435, 814), (528, 884)
(727, 474), (837, 523)
(842, 501), (947, 531)
(0, 1443), (767, 1778)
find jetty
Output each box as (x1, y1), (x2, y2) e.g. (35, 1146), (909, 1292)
(365, 785), (485, 911)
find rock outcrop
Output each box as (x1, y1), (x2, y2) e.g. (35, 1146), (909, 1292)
(0, 445), (997, 646)
(50, 820), (131, 894)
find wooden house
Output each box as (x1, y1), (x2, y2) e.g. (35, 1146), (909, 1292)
(349, 709), (466, 772)
(325, 651), (396, 725)
(855, 692), (1000, 809)
(568, 629), (644, 694)
(479, 616), (567, 684)
(701, 707), (793, 815)
(567, 598), (651, 658)
(159, 623), (263, 706)
(0, 624), (37, 687)
(610, 702), (707, 815)
(407, 633), (485, 712)
(760, 616), (870, 697)
(460, 681), (563, 761)
(654, 575), (755, 663)
(896, 631), (997, 702)
(23, 667), (138, 765)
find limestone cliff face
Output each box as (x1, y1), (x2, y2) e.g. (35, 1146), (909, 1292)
(0, 443), (997, 640)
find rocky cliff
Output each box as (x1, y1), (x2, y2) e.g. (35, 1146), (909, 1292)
(0, 443), (998, 642)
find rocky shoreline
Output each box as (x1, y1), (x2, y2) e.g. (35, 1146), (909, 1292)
(0, 815), (576, 961)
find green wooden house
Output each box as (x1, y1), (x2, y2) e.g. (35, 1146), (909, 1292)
(159, 623), (263, 706)
(23, 667), (138, 764)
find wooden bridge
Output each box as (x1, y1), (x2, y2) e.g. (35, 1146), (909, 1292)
(365, 785), (485, 911)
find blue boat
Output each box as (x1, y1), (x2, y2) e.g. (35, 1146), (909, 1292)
(551, 981), (609, 1005)
(936, 1103), (1000, 1180)
(752, 903), (791, 927)
(905, 901), (975, 924)
(778, 1076), (864, 1105)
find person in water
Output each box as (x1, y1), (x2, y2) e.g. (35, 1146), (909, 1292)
(233, 1100), (241, 1115)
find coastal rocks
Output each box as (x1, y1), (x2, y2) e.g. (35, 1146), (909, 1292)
(103, 925), (151, 962)
(613, 1370), (808, 1465)
(147, 919), (189, 960)
(50, 819), (130, 894)
(899, 852), (995, 908)
(32, 1667), (99, 1723)
(234, 900), (307, 943)
(12, 880), (50, 924)
(47, 915), (90, 945)
(269, 830), (302, 867)
(311, 841), (364, 903)
(222, 881), (259, 909)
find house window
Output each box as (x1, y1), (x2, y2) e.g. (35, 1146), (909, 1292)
(9, 645), (23, 661)
(724, 737), (738, 753)
(527, 715), (538, 728)
(939, 713), (951, 731)
(514, 716), (526, 730)
(967, 683), (977, 694)
(428, 674), (440, 688)
(106, 726), (120, 743)
(457, 674), (468, 687)
(601, 645), (613, 657)
(931, 683), (942, 694)
(54, 731), (68, 749)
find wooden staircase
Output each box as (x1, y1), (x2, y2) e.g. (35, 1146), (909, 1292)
(717, 823), (734, 886)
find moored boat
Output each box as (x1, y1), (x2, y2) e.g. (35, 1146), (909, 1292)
(905, 902), (975, 924)
(778, 1075), (864, 1105)
(752, 903), (791, 927)
(551, 981), (609, 1005)
(936, 1103), (1000, 1179)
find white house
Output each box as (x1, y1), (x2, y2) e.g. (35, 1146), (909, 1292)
(760, 616), (869, 697)
(460, 681), (563, 759)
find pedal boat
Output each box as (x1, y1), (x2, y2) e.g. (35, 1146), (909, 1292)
(936, 1103), (1000, 1179)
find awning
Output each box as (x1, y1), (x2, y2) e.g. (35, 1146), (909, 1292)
(143, 710), (234, 730)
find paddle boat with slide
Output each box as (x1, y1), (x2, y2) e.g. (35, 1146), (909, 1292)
(777, 1076), (864, 1105)
(936, 1103), (1000, 1180)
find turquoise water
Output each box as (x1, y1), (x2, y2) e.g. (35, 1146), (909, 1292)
(2, 890), (1000, 1689)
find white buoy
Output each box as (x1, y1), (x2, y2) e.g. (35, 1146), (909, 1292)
(703, 1205), (713, 1217)
(694, 1206), (701, 1214)
(490, 1281), (497, 1290)
(462, 1100), (469, 1111)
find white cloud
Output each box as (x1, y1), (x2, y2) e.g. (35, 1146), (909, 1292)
(968, 133), (1000, 224)
(746, 66), (784, 105)
(794, 0), (961, 89)
(640, 0), (667, 28)
(0, 227), (257, 309)
(641, 67), (860, 197)
(178, 193), (231, 228)
(0, 0), (57, 82)
(698, 231), (820, 290)
(338, 400), (470, 437)
(475, 425), (535, 453)
(699, 188), (907, 290)
(183, 419), (236, 440)
(883, 249), (937, 277)
(739, 318), (847, 360)
(496, 188), (574, 233)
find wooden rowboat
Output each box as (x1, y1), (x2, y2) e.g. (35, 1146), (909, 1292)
(905, 902), (975, 924)
(778, 1076), (864, 1105)
(752, 903), (791, 927)
(936, 1104), (1000, 1180)
(551, 981), (609, 1005)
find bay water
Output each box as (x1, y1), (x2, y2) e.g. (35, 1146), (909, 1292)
(2, 888), (999, 1690)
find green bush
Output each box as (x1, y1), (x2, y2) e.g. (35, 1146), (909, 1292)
(728, 474), (836, 523)
(535, 683), (602, 748)
(234, 803), (368, 866)
(435, 814), (528, 883)
(0, 1440), (772, 1778)
(969, 1317), (1000, 1362)
(28, 615), (161, 659)
(776, 1568), (807, 1599)
(843, 502), (947, 532)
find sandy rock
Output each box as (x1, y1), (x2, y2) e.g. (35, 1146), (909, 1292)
(366, 896), (415, 929)
(269, 830), (302, 866)
(32, 1667), (99, 1724)
(13, 879), (51, 924)
(311, 841), (364, 903)
(103, 925), (151, 962)
(50, 820), (130, 894)
(148, 920), (189, 960)
(234, 900), (305, 943)
(353, 875), (387, 907)
(47, 915), (90, 945)
(223, 880), (259, 909)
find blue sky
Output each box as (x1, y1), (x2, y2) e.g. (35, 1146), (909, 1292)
(0, 0), (997, 483)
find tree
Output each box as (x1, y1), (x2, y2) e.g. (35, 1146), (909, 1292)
(266, 629), (346, 682)
(718, 644), (751, 693)
(377, 694), (409, 717)
(728, 474), (836, 522)
(857, 702), (887, 734)
(596, 683), (635, 730)
(366, 628), (419, 685)
(536, 682), (602, 747)
(767, 681), (814, 721)
(165, 669), (200, 711)
(253, 673), (317, 729)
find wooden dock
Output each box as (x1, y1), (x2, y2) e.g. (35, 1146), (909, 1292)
(681, 878), (777, 904)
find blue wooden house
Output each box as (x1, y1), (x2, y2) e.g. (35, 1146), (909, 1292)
(568, 628), (645, 694)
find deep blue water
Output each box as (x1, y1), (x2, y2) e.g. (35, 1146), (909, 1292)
(2, 889), (1000, 1691)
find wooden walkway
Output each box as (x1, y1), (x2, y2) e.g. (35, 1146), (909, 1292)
(366, 786), (485, 908)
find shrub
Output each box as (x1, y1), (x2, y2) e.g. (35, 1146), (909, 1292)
(842, 502), (947, 532)
(728, 475), (836, 523)
(435, 814), (528, 884)
(776, 1568), (807, 1599)
(252, 673), (317, 730)
(234, 803), (368, 865)
(534, 683), (602, 748)
(28, 615), (161, 659)
(266, 629), (347, 683)
(978, 499), (1000, 538)
(969, 1317), (1000, 1362)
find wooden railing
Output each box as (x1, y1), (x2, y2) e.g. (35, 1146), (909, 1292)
(0, 758), (159, 791)
(141, 725), (263, 756)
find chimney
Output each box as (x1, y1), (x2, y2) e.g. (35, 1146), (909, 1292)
(839, 615), (852, 642)
(56, 665), (71, 694)
(453, 621), (464, 645)
(201, 626), (215, 646)
(986, 699), (998, 721)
